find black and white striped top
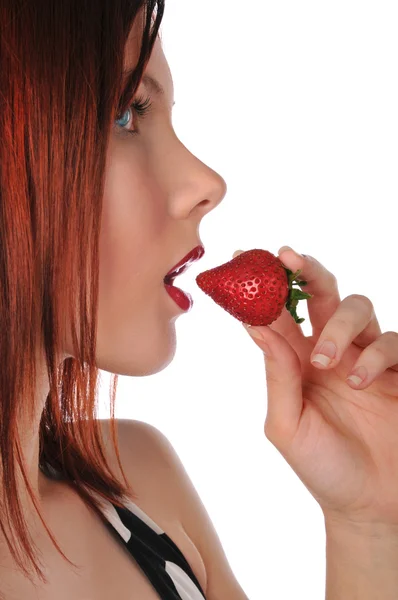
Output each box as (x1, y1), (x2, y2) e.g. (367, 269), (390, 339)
(40, 463), (207, 599)
(94, 491), (207, 599)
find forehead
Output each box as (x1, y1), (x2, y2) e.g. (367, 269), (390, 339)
(124, 15), (172, 93)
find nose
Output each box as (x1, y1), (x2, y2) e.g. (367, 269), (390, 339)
(161, 136), (227, 219)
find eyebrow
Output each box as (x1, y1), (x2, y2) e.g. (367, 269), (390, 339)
(143, 74), (176, 107)
(123, 69), (175, 107)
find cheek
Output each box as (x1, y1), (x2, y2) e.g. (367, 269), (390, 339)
(86, 149), (175, 375)
(99, 150), (163, 294)
(61, 145), (178, 375)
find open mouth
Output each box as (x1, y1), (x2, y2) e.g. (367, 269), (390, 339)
(163, 266), (194, 312)
(164, 245), (205, 287)
(164, 264), (189, 286)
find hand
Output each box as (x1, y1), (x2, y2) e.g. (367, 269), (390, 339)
(239, 247), (398, 527)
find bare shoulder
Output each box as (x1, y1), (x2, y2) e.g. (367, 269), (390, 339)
(99, 418), (249, 600)
(97, 418), (179, 520)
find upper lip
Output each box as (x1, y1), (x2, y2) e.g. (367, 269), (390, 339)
(165, 245), (205, 280)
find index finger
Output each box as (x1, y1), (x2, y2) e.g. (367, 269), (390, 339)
(278, 248), (342, 338)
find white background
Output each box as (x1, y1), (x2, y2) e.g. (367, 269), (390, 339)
(99, 2), (398, 598)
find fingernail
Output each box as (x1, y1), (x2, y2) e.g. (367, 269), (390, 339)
(347, 366), (367, 387)
(278, 246), (303, 259)
(233, 249), (245, 259)
(243, 324), (264, 342)
(311, 341), (337, 367)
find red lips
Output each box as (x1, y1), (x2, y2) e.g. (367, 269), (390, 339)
(165, 245), (205, 280)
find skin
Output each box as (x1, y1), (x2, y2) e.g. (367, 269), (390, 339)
(5, 8), (398, 596)
(3, 15), (226, 539)
(240, 247), (398, 526)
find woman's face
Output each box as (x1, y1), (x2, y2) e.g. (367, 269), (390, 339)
(70, 31), (227, 377)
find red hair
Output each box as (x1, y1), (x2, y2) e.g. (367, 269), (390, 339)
(0, 0), (164, 591)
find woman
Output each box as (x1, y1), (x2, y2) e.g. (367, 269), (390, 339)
(0, 1), (397, 599)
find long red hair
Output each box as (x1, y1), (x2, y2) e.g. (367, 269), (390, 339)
(0, 0), (164, 590)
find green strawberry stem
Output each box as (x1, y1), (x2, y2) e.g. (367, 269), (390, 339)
(284, 268), (313, 324)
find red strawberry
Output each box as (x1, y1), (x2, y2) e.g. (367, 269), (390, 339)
(195, 249), (313, 326)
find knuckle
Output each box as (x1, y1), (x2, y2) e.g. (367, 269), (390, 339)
(382, 330), (398, 344)
(347, 293), (373, 308)
(317, 260), (338, 285)
(368, 343), (386, 362)
(363, 331), (398, 362)
(346, 294), (374, 316)
(329, 271), (338, 286)
(265, 371), (281, 386)
(305, 255), (338, 289)
(331, 316), (350, 329)
(324, 271), (339, 294)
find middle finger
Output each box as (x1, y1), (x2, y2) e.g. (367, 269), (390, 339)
(310, 294), (382, 369)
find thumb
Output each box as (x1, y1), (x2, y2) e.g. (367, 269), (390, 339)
(243, 322), (304, 444)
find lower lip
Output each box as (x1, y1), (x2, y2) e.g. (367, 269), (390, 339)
(164, 283), (193, 312)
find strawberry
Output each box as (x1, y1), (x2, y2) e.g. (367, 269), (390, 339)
(195, 249), (313, 326)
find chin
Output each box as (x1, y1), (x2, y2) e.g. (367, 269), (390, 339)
(96, 326), (178, 378)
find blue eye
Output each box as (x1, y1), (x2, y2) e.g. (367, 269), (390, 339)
(115, 94), (153, 136)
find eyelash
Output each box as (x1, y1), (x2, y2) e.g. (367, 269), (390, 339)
(116, 94), (153, 136)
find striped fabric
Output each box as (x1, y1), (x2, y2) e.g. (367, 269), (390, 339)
(40, 462), (206, 599)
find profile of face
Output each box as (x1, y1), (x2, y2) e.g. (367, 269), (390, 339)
(63, 22), (227, 378)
